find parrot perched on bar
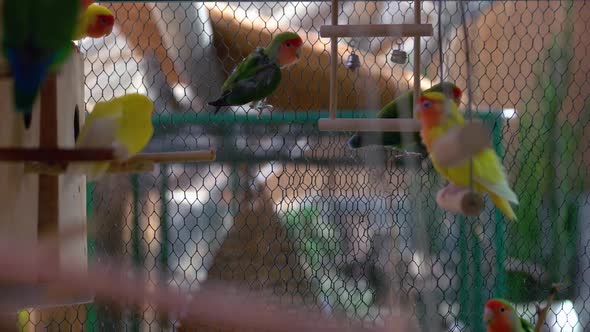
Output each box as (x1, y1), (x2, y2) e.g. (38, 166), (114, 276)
(416, 91), (519, 220)
(73, 4), (115, 41)
(68, 93), (154, 181)
(208, 31), (303, 113)
(2, 0), (81, 129)
(347, 81), (462, 154)
(484, 299), (534, 332)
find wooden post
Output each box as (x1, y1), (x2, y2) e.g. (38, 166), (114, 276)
(329, 0), (338, 119)
(413, 0), (421, 118)
(0, 53), (91, 310)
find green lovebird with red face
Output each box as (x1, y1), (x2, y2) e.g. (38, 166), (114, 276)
(484, 298), (534, 332)
(208, 31), (303, 113)
(2, 0), (81, 129)
(347, 81), (462, 155)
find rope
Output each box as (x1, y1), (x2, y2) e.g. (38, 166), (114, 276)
(458, 0), (475, 192)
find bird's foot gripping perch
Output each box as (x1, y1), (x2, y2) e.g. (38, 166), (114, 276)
(250, 99), (274, 119)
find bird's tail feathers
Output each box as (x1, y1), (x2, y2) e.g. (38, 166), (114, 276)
(490, 192), (517, 221)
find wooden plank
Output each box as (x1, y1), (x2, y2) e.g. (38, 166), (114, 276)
(0, 62), (40, 244)
(38, 75), (60, 241)
(413, 0), (422, 119)
(0, 148), (115, 162)
(318, 118), (421, 132)
(328, 0), (339, 119)
(130, 150), (217, 163)
(319, 23), (433, 38)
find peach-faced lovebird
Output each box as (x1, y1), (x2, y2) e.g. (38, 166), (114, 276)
(73, 3), (115, 40)
(2, 0), (80, 129)
(208, 31), (303, 113)
(347, 82), (462, 155)
(484, 299), (534, 332)
(68, 94), (154, 181)
(416, 91), (519, 220)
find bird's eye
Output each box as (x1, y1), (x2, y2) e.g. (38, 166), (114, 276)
(500, 307), (505, 312)
(422, 100), (432, 108)
(101, 17), (107, 24)
(286, 42), (291, 47)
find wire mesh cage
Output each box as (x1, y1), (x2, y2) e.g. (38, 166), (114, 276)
(5, 0), (590, 331)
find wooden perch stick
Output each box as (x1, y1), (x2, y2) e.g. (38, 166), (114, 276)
(534, 283), (564, 332)
(0, 235), (414, 332)
(23, 150), (215, 174)
(430, 121), (491, 168)
(436, 184), (484, 217)
(318, 118), (421, 132)
(320, 24), (433, 38)
(0, 148), (115, 162)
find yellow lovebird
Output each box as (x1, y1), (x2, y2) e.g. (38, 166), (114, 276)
(416, 91), (519, 220)
(68, 93), (154, 181)
(73, 3), (115, 40)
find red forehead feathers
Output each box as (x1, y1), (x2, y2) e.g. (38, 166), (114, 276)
(485, 299), (507, 312)
(98, 14), (115, 25)
(453, 87), (463, 100)
(285, 37), (303, 47)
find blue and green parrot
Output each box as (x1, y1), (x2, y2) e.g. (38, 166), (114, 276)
(2, 0), (81, 129)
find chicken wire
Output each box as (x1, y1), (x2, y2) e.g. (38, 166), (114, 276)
(15, 1), (590, 331)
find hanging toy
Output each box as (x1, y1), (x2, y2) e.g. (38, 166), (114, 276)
(344, 41), (361, 70)
(390, 39), (408, 64)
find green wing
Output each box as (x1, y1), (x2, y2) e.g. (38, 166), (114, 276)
(376, 90), (413, 119)
(216, 48), (282, 106)
(2, 1), (33, 49)
(221, 48), (271, 91)
(33, 0), (80, 51)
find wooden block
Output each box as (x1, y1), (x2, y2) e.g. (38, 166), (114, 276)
(430, 121), (492, 168)
(435, 184), (484, 217)
(0, 53), (92, 309)
(317, 118), (421, 132)
(320, 24), (433, 38)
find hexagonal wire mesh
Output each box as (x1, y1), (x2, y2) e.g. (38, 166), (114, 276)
(14, 0), (590, 331)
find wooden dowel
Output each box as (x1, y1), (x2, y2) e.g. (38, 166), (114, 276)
(130, 150), (216, 163)
(413, 0), (422, 119)
(430, 121), (491, 168)
(318, 118), (421, 132)
(329, 0), (338, 120)
(107, 161), (155, 173)
(0, 148), (115, 162)
(319, 24), (433, 38)
(435, 184), (484, 217)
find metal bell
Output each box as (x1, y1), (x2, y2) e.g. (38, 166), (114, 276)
(345, 52), (361, 70)
(390, 49), (408, 64)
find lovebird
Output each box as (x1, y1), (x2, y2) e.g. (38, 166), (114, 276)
(347, 82), (462, 154)
(208, 31), (303, 113)
(484, 298), (534, 332)
(68, 93), (154, 181)
(2, 0), (81, 129)
(73, 3), (115, 41)
(416, 91), (519, 220)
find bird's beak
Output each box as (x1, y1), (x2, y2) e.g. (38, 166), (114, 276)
(296, 47), (302, 59)
(483, 307), (494, 324)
